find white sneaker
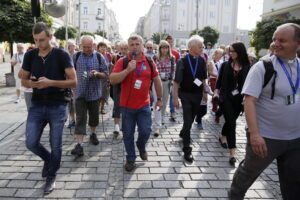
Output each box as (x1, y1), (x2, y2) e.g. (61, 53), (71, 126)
(113, 124), (120, 137)
(14, 97), (21, 104)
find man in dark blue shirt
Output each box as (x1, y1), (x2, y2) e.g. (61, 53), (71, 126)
(20, 22), (77, 195)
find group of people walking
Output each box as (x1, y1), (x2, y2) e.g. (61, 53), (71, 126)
(16, 21), (300, 200)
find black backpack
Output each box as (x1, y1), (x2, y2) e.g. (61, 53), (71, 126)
(262, 59), (277, 99)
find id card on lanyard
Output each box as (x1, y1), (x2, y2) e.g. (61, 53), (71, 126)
(277, 57), (300, 105)
(134, 62), (145, 90)
(83, 53), (94, 79)
(187, 54), (202, 87)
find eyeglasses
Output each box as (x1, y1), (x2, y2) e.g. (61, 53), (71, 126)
(146, 47), (153, 49)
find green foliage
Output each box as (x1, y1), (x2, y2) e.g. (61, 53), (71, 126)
(54, 26), (77, 40)
(94, 30), (107, 39)
(250, 18), (300, 53)
(81, 31), (95, 37)
(190, 26), (220, 46)
(0, 0), (52, 43)
(151, 32), (169, 44)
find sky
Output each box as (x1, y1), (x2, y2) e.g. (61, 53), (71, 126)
(106, 0), (264, 40)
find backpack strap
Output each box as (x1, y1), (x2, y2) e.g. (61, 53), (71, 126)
(95, 52), (102, 67)
(263, 59), (277, 99)
(122, 56), (154, 79)
(74, 51), (81, 69)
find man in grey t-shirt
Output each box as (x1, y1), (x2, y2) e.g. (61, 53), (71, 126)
(229, 23), (300, 200)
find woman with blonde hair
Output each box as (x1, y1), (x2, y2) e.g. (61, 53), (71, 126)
(152, 40), (175, 137)
(208, 48), (223, 113)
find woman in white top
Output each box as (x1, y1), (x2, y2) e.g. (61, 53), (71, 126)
(11, 44), (25, 103)
(207, 48), (223, 113)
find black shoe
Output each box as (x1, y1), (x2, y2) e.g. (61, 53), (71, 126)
(90, 133), (99, 145)
(219, 137), (228, 149)
(71, 143), (84, 157)
(184, 152), (194, 162)
(44, 177), (55, 195)
(183, 147), (194, 163)
(113, 131), (119, 138)
(124, 161), (136, 172)
(229, 157), (236, 166)
(42, 162), (49, 178)
(139, 150), (148, 161)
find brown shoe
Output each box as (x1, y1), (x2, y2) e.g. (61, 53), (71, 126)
(124, 161), (136, 172)
(139, 150), (148, 160)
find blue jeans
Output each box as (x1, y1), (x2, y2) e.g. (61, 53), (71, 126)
(25, 103), (67, 178)
(121, 105), (152, 162)
(169, 90), (175, 113)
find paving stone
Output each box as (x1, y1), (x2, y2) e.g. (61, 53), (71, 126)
(182, 181), (210, 189)
(65, 181), (94, 189)
(82, 174), (108, 181)
(169, 189), (200, 197)
(56, 174), (82, 181)
(153, 181), (181, 188)
(199, 189), (228, 197)
(7, 180), (36, 188)
(139, 189), (168, 198)
(124, 189), (138, 197)
(124, 181), (152, 188)
(150, 167), (175, 173)
(0, 188), (17, 197)
(14, 188), (43, 198)
(137, 174), (164, 181)
(164, 174), (191, 181)
(46, 189), (76, 198)
(76, 189), (106, 198)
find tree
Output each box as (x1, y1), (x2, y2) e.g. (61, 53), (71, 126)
(94, 30), (107, 39)
(249, 18), (300, 53)
(80, 31), (95, 38)
(54, 26), (77, 40)
(189, 26), (220, 46)
(0, 0), (52, 72)
(151, 32), (169, 44)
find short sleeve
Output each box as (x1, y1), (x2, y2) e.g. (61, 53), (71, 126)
(60, 50), (73, 69)
(242, 61), (265, 98)
(21, 51), (32, 72)
(11, 54), (17, 62)
(112, 57), (125, 73)
(174, 59), (184, 83)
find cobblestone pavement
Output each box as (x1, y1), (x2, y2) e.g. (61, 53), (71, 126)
(0, 87), (282, 199)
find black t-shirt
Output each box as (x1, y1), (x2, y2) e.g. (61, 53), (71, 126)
(22, 48), (73, 104)
(174, 54), (207, 93)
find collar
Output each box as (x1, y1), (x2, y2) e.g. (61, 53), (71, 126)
(83, 50), (95, 57)
(279, 56), (297, 65)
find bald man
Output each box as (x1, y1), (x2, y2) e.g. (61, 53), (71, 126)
(229, 23), (300, 200)
(70, 35), (108, 158)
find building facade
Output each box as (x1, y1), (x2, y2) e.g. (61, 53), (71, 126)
(140, 0), (238, 47)
(262, 0), (300, 19)
(74, 0), (120, 41)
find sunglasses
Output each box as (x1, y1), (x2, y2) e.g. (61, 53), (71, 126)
(146, 47), (153, 49)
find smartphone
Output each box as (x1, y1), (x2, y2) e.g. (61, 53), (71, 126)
(30, 78), (38, 82)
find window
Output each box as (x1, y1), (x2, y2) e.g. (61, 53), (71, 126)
(97, 8), (101, 15)
(98, 23), (102, 30)
(182, 10), (185, 17)
(83, 7), (88, 15)
(225, 0), (230, 6)
(210, 0), (216, 5)
(83, 22), (88, 30)
(209, 11), (215, 19)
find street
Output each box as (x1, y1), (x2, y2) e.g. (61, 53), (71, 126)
(0, 62), (282, 199)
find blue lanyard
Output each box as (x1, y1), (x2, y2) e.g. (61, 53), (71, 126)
(187, 54), (199, 78)
(83, 53), (94, 71)
(134, 61), (145, 78)
(277, 57), (300, 95)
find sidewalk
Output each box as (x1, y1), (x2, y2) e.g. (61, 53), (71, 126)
(0, 81), (281, 199)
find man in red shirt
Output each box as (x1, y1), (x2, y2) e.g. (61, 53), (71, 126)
(166, 35), (180, 122)
(110, 34), (163, 172)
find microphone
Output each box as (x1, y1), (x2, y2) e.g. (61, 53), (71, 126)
(131, 51), (137, 60)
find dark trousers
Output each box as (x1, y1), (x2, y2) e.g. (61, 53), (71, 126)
(230, 134), (300, 200)
(179, 92), (202, 148)
(219, 96), (243, 149)
(195, 104), (207, 124)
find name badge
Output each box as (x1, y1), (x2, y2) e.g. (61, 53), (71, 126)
(193, 78), (202, 87)
(286, 94), (296, 105)
(134, 80), (142, 89)
(160, 72), (166, 79)
(232, 89), (239, 96)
